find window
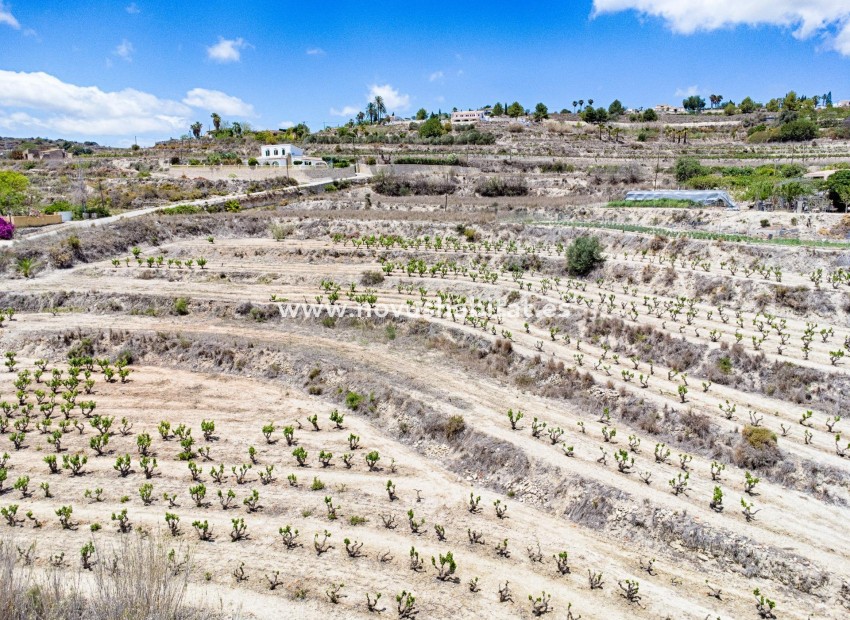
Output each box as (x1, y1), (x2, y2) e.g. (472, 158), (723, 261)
(265, 150), (270, 156)
(273, 149), (279, 156)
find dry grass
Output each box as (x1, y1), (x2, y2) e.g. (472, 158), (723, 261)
(0, 535), (203, 620)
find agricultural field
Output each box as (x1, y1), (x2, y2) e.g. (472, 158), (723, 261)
(2, 122), (850, 619)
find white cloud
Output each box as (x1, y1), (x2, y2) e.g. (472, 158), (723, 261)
(428, 70), (444, 82)
(0, 1), (20, 29)
(0, 70), (256, 140)
(592, 0), (850, 55)
(114, 39), (134, 62)
(182, 88), (255, 116)
(278, 120), (295, 129)
(675, 85), (701, 97)
(0, 70), (190, 136)
(206, 37), (247, 63)
(368, 83), (410, 111)
(330, 106), (359, 117)
(125, 3), (140, 14)
(306, 47), (325, 56)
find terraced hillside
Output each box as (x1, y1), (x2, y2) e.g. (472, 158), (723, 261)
(0, 206), (849, 619)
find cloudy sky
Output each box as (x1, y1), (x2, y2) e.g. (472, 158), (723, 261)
(1, 0), (849, 146)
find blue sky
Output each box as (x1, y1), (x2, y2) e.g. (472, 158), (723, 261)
(1, 0), (849, 146)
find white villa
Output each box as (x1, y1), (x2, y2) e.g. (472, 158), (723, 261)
(255, 144), (328, 168)
(451, 110), (485, 123)
(257, 144), (303, 166)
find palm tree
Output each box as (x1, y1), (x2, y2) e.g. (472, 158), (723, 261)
(572, 101), (578, 113)
(374, 96), (386, 122)
(211, 113), (221, 131)
(716, 95), (723, 108)
(709, 95), (717, 108)
(232, 122), (242, 136)
(190, 122), (203, 139)
(588, 99), (594, 108)
(356, 111), (366, 125)
(365, 102), (377, 124)
(578, 99), (584, 109)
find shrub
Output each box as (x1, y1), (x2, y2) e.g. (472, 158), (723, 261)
(372, 172), (458, 196)
(444, 415), (466, 440)
(775, 118), (818, 142)
(566, 236), (605, 276)
(475, 176), (528, 197)
(734, 425), (781, 469)
(360, 270), (385, 286)
(270, 223), (293, 241)
(345, 391), (364, 410)
(0, 218), (15, 241)
(674, 157), (706, 183)
(173, 298), (189, 316)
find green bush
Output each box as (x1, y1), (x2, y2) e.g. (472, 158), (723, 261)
(674, 157), (706, 183)
(685, 174), (722, 190)
(173, 298), (190, 316)
(775, 118), (818, 142)
(566, 236), (604, 276)
(393, 154), (461, 166)
(418, 117), (444, 138)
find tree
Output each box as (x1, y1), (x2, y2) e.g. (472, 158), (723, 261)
(683, 96), (706, 113)
(506, 101), (524, 118)
(739, 97), (757, 114)
(782, 91), (800, 111)
(211, 113), (221, 131)
(0, 171), (29, 216)
(366, 102), (377, 124)
(419, 116), (444, 138)
(826, 170), (850, 212)
(356, 111), (366, 124)
(674, 156), (705, 182)
(581, 106), (608, 124)
(491, 102), (504, 116)
(566, 236), (605, 276)
(723, 102), (737, 116)
(190, 122), (203, 139)
(642, 108), (658, 122)
(374, 96), (386, 121)
(533, 103), (549, 122)
(572, 100), (578, 113)
(415, 108), (427, 121)
(608, 100), (625, 117)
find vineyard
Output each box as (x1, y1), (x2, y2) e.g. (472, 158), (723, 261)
(1, 204), (849, 619)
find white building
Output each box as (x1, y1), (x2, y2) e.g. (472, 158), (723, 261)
(257, 144), (304, 166)
(836, 100), (850, 109)
(451, 110), (485, 124)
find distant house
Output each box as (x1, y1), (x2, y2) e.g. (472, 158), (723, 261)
(257, 144), (304, 166)
(451, 110), (485, 124)
(24, 148), (71, 161)
(653, 104), (685, 115)
(836, 100), (850, 109)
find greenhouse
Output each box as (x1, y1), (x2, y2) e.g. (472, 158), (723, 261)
(624, 190), (739, 210)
